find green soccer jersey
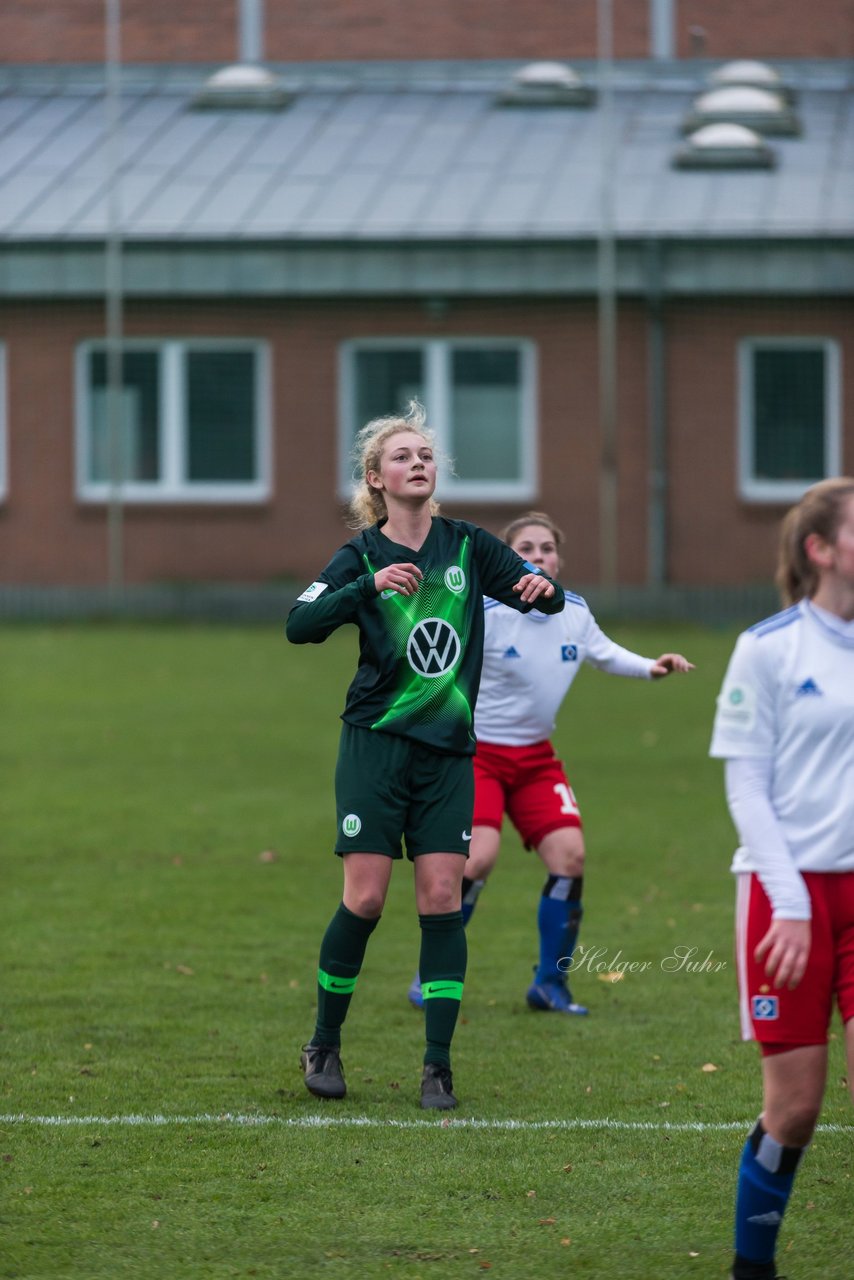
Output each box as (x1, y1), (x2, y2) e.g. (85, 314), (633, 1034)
(287, 516), (565, 756)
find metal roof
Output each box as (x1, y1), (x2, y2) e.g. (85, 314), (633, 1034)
(2, 59), (852, 241)
(1, 60), (852, 297)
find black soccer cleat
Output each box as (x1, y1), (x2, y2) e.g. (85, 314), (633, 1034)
(730, 1255), (786, 1280)
(300, 1042), (346, 1099)
(420, 1062), (458, 1110)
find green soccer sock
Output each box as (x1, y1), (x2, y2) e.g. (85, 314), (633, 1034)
(312, 902), (379, 1048)
(419, 910), (466, 1069)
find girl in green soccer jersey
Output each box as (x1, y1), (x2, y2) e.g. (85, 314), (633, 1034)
(287, 402), (565, 1110)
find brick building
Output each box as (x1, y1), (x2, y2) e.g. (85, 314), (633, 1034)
(0, 2), (852, 590)
(2, 0), (853, 63)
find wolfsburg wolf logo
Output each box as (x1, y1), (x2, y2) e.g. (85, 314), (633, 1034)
(406, 618), (461, 678)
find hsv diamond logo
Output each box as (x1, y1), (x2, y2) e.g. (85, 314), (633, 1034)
(406, 618), (461, 678)
(752, 995), (779, 1020)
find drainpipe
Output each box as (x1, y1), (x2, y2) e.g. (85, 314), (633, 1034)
(597, 0), (619, 599)
(650, 0), (675, 59)
(239, 0), (264, 62)
(105, 0), (123, 596)
(646, 240), (668, 588)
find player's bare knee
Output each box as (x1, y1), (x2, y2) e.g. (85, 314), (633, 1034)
(564, 848), (585, 877)
(422, 881), (462, 914)
(464, 852), (495, 881)
(346, 889), (386, 919)
(765, 1102), (820, 1148)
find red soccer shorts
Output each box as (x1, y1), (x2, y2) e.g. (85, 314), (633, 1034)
(735, 870), (854, 1049)
(472, 739), (582, 851)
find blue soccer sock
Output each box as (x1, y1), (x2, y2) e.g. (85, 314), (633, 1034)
(461, 876), (485, 926)
(733, 1118), (806, 1271)
(534, 875), (583, 985)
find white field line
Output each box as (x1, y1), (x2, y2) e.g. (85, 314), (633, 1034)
(2, 1113), (853, 1134)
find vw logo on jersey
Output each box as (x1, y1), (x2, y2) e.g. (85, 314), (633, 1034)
(444, 565), (466, 594)
(406, 618), (461, 678)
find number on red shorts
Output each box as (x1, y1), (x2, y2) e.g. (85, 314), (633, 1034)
(553, 782), (580, 816)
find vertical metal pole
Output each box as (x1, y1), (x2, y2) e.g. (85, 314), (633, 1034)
(597, 0), (618, 597)
(105, 0), (124, 596)
(646, 240), (668, 587)
(650, 0), (675, 59)
(239, 0), (264, 63)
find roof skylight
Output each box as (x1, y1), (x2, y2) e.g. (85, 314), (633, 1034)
(191, 64), (292, 110)
(682, 85), (799, 136)
(496, 61), (595, 107)
(673, 122), (775, 169)
(707, 60), (795, 103)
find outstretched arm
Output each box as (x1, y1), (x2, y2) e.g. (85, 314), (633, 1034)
(583, 614), (690, 680)
(649, 653), (695, 679)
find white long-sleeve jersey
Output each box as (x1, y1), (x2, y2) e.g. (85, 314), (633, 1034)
(473, 592), (655, 746)
(709, 600), (854, 915)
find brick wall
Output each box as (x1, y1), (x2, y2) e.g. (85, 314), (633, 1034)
(4, 298), (629, 586)
(666, 298), (854, 587)
(3, 295), (850, 588)
(264, 0), (647, 62)
(2, 0), (851, 64)
(677, 0), (854, 59)
(0, 0), (236, 65)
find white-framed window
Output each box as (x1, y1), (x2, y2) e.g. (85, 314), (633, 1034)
(0, 344), (7, 502)
(338, 338), (538, 502)
(738, 337), (841, 502)
(75, 339), (271, 502)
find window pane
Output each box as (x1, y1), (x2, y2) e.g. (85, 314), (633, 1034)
(753, 348), (825, 481)
(354, 349), (424, 428)
(89, 350), (160, 482)
(450, 348), (521, 482)
(187, 350), (256, 482)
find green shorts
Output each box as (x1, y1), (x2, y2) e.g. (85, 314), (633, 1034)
(334, 722), (474, 860)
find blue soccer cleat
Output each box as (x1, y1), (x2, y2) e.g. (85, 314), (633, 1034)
(408, 972), (424, 1008)
(526, 975), (588, 1016)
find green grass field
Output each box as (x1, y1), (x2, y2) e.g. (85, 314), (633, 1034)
(2, 622), (852, 1280)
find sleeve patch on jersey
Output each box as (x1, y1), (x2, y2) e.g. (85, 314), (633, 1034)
(521, 561), (543, 575)
(715, 681), (757, 732)
(297, 581), (329, 604)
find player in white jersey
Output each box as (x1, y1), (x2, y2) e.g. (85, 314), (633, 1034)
(709, 477), (854, 1280)
(408, 512), (693, 1015)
